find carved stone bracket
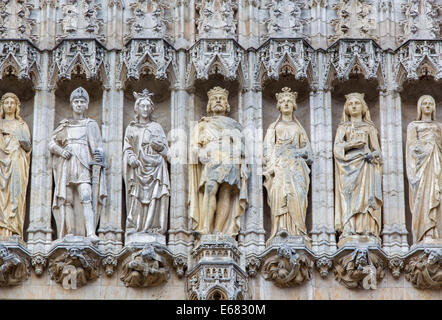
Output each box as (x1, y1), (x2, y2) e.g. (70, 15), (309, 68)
(0, 245), (30, 286)
(120, 244), (170, 287)
(173, 256), (188, 278)
(395, 40), (442, 83)
(262, 245), (314, 287)
(50, 39), (109, 88)
(328, 39), (384, 81)
(333, 248), (386, 290)
(31, 254), (48, 276)
(388, 257), (404, 279)
(404, 248), (442, 289)
(245, 256), (261, 277)
(0, 40), (40, 82)
(48, 247), (100, 290)
(186, 39), (246, 86)
(187, 235), (248, 300)
(256, 39), (313, 83)
(316, 257), (333, 278)
(101, 255), (118, 277)
(119, 39), (177, 84)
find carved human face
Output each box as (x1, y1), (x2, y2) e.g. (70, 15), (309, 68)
(420, 97), (435, 117)
(346, 97), (363, 118)
(2, 97), (17, 116)
(71, 98), (88, 115)
(277, 96), (295, 115)
(136, 98), (153, 120)
(0, 246), (8, 258)
(209, 93), (228, 115)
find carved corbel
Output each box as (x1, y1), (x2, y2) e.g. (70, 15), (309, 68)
(120, 245), (170, 287)
(405, 248), (442, 289)
(388, 257), (404, 279)
(316, 257), (333, 278)
(0, 245), (30, 286)
(48, 247), (100, 290)
(101, 255), (118, 277)
(246, 256), (261, 277)
(262, 245), (314, 287)
(333, 248), (385, 290)
(173, 256), (188, 279)
(31, 254), (48, 276)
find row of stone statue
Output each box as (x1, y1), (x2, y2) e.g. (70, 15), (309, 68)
(0, 87), (440, 246)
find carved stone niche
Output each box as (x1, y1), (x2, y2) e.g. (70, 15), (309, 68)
(48, 247), (100, 290)
(187, 235), (248, 300)
(262, 245), (314, 287)
(0, 244), (30, 286)
(333, 248), (386, 290)
(120, 245), (170, 288)
(404, 248), (442, 289)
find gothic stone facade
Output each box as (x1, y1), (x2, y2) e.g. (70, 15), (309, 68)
(0, 0), (441, 300)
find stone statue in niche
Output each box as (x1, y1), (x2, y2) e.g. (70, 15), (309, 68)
(123, 89), (170, 244)
(406, 95), (441, 245)
(189, 87), (248, 237)
(49, 87), (107, 242)
(334, 93), (383, 246)
(0, 93), (31, 240)
(263, 87), (312, 244)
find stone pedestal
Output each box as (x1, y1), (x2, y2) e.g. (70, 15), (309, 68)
(338, 235), (381, 248)
(266, 235), (312, 248)
(125, 233), (166, 246)
(187, 234), (248, 300)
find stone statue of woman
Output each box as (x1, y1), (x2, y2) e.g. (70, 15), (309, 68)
(0, 93), (31, 239)
(406, 95), (441, 245)
(263, 87), (312, 243)
(334, 93), (383, 246)
(123, 89), (170, 243)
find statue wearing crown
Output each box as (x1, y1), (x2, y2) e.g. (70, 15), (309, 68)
(49, 87), (107, 242)
(333, 93), (383, 246)
(189, 87), (248, 237)
(123, 89), (170, 243)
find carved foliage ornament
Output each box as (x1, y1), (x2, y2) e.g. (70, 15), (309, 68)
(262, 245), (314, 287)
(334, 248), (385, 290)
(120, 245), (170, 287)
(263, 0), (306, 39)
(48, 248), (100, 290)
(0, 0), (36, 40)
(0, 245), (30, 286)
(400, 0), (441, 40)
(405, 249), (442, 289)
(196, 0), (237, 39)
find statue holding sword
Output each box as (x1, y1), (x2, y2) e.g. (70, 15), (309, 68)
(49, 87), (107, 242)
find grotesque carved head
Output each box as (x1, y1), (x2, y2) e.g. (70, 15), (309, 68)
(0, 92), (22, 120)
(207, 87), (230, 115)
(0, 245), (9, 259)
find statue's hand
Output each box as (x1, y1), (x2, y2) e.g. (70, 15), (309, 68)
(128, 156), (140, 168)
(61, 149), (72, 160)
(151, 140), (164, 152)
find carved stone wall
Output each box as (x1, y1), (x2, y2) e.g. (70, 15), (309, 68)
(0, 0), (440, 300)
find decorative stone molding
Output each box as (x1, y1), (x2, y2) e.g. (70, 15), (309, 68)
(101, 255), (118, 277)
(399, 0), (441, 41)
(0, 245), (30, 286)
(57, 0), (104, 42)
(328, 39), (384, 81)
(395, 40), (442, 83)
(187, 235), (248, 300)
(333, 248), (386, 290)
(262, 0), (307, 39)
(0, 40), (40, 82)
(262, 245), (314, 287)
(0, 0), (37, 41)
(316, 257), (333, 278)
(31, 254), (47, 276)
(119, 39), (177, 84)
(48, 247), (100, 290)
(186, 39), (246, 85)
(388, 257), (404, 279)
(404, 248), (442, 289)
(124, 0), (171, 42)
(195, 0), (237, 39)
(120, 245), (170, 287)
(49, 39), (109, 88)
(173, 256), (188, 278)
(256, 39), (313, 82)
(330, 0), (377, 42)
(245, 256), (261, 277)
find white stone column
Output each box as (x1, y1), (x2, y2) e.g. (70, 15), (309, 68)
(238, 51), (266, 256)
(309, 51), (336, 254)
(97, 50), (124, 250)
(27, 52), (55, 253)
(168, 50), (193, 257)
(379, 53), (409, 254)
(309, 0), (328, 49)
